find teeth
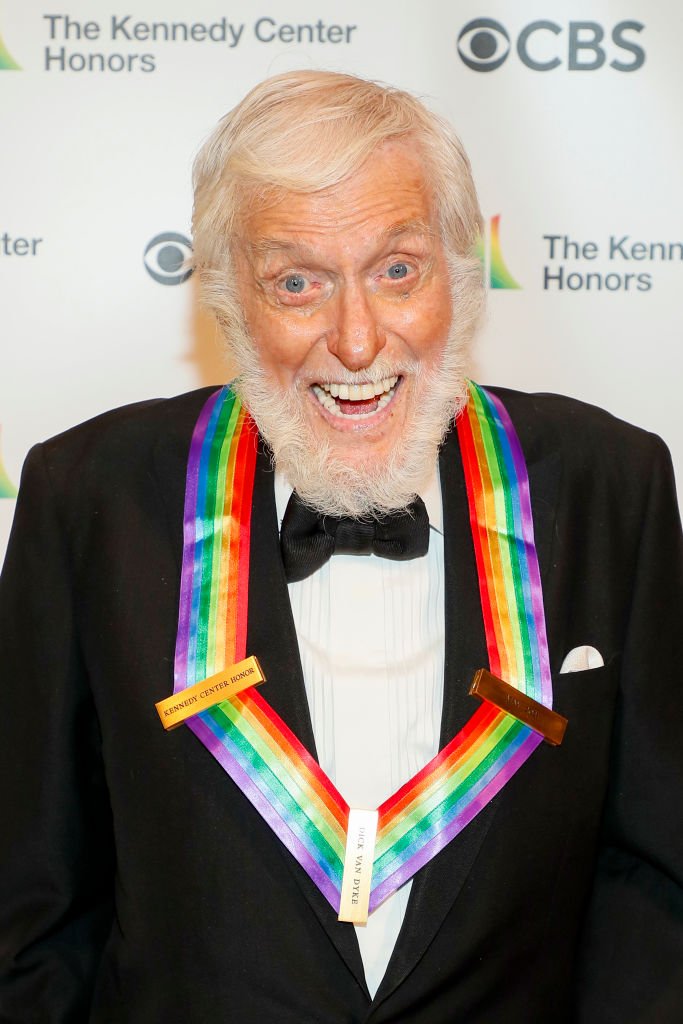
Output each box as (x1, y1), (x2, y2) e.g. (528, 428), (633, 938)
(320, 375), (398, 395)
(311, 384), (338, 414)
(313, 376), (400, 419)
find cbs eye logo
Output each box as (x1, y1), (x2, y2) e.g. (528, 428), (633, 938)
(457, 18), (645, 72)
(144, 232), (192, 285)
(457, 19), (510, 71)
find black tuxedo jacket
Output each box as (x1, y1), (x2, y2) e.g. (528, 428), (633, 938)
(0, 386), (682, 1023)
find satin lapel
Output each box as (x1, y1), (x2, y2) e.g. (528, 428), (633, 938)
(246, 440), (368, 994)
(152, 401), (367, 995)
(374, 400), (562, 1007)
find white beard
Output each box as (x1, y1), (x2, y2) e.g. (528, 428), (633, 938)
(228, 322), (469, 519)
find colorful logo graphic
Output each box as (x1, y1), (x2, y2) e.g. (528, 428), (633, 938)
(477, 215), (522, 290)
(0, 428), (17, 498)
(144, 232), (192, 286)
(0, 28), (20, 70)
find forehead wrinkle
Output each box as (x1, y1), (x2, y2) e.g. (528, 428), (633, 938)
(245, 215), (436, 267)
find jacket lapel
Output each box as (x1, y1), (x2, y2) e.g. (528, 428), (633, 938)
(374, 397), (562, 1007)
(151, 389), (210, 572)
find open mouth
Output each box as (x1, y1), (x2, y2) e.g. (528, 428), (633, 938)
(311, 376), (401, 418)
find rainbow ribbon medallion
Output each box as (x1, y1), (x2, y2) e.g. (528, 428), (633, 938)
(172, 381), (553, 915)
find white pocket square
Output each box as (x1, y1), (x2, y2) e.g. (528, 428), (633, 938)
(560, 645), (604, 673)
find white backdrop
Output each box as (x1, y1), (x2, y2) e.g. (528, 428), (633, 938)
(1, 0), (682, 558)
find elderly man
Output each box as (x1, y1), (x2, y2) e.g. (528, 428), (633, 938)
(0, 71), (681, 1023)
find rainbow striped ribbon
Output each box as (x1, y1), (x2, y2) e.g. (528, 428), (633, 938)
(173, 381), (551, 914)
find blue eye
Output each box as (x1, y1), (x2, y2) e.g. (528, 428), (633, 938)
(284, 274), (306, 293)
(387, 262), (409, 280)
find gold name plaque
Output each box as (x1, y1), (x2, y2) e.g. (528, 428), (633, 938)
(469, 668), (568, 747)
(155, 656), (265, 731)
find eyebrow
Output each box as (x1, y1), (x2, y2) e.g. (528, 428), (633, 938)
(246, 237), (315, 260)
(377, 218), (435, 244)
(246, 218), (436, 262)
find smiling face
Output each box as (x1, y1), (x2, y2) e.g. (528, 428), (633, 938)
(231, 141), (469, 516)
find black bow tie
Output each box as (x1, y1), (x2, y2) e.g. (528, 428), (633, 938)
(280, 491), (430, 583)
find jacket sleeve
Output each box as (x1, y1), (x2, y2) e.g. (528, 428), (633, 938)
(576, 436), (683, 1023)
(0, 444), (114, 1022)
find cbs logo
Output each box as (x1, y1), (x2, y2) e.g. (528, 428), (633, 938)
(457, 18), (645, 72)
(144, 232), (192, 286)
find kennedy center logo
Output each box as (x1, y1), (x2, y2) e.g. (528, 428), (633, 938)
(0, 28), (20, 69)
(478, 215), (521, 290)
(0, 428), (17, 498)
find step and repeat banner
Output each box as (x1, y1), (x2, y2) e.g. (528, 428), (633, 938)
(1, 1), (682, 558)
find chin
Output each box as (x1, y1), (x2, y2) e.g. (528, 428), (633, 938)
(313, 411), (406, 463)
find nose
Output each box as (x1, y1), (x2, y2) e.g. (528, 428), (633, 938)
(326, 283), (386, 371)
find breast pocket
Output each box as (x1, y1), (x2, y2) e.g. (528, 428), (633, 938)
(548, 655), (621, 807)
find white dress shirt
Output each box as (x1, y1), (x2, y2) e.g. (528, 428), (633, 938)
(275, 470), (445, 997)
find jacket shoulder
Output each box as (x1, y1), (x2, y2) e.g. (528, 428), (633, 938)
(30, 387), (223, 490)
(485, 385), (671, 479)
